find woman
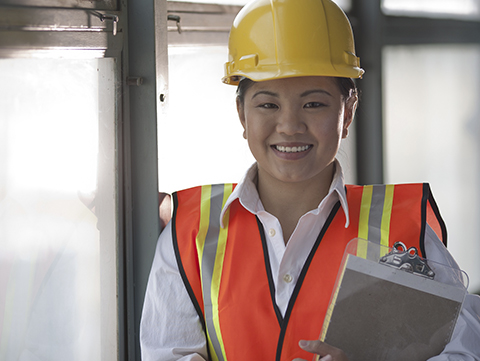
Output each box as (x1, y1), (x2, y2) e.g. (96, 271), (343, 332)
(140, 0), (480, 360)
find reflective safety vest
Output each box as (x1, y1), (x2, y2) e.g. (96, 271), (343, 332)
(172, 183), (446, 361)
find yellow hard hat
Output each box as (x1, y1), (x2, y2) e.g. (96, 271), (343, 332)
(222, 0), (364, 85)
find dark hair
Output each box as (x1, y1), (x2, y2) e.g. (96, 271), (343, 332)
(336, 77), (358, 101)
(236, 78), (256, 107)
(236, 76), (358, 107)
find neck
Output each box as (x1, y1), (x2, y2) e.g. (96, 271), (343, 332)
(257, 163), (335, 243)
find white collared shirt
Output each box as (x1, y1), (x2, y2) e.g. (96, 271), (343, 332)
(220, 162), (350, 315)
(140, 160), (480, 361)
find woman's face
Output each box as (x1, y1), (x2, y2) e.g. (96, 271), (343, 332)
(237, 76), (356, 187)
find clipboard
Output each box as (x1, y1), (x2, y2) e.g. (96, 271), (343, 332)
(319, 238), (468, 361)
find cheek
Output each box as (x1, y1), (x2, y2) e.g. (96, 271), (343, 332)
(243, 114), (267, 140)
(243, 121), (270, 157)
(332, 110), (347, 137)
(316, 115), (343, 138)
(245, 126), (263, 148)
(312, 117), (344, 153)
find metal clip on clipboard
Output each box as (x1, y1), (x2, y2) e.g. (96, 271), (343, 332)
(379, 241), (435, 279)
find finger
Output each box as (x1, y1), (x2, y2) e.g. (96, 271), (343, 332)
(299, 340), (329, 354)
(298, 340), (348, 361)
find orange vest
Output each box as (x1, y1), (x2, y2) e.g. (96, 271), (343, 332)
(172, 183), (446, 361)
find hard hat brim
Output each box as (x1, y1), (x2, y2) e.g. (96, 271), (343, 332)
(222, 63), (365, 85)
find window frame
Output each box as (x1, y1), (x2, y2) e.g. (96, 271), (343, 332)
(349, 0), (480, 185)
(0, 3), (130, 361)
(0, 0), (116, 10)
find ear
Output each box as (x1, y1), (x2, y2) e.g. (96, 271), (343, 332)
(236, 97), (247, 139)
(342, 94), (358, 139)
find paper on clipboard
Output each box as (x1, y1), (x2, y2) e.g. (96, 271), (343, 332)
(319, 238), (468, 361)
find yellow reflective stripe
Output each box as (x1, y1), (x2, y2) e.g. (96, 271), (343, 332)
(210, 183), (233, 361)
(380, 185), (395, 255)
(357, 185), (373, 258)
(196, 185), (221, 361)
(196, 184), (234, 361)
(196, 185), (212, 266)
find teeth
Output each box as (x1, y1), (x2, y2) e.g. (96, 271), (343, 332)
(275, 145), (311, 153)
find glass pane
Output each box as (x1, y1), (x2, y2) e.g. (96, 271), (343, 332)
(382, 0), (480, 19)
(158, 45), (253, 193)
(383, 44), (480, 293)
(158, 44), (356, 194)
(167, 0), (351, 12)
(0, 58), (118, 360)
(0, 0), (116, 10)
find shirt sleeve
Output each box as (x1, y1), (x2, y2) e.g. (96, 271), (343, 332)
(425, 224), (480, 360)
(140, 221), (208, 361)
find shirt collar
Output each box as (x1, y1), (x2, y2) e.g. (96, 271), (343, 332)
(220, 159), (350, 228)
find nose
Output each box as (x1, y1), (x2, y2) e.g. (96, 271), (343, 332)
(275, 107), (307, 135)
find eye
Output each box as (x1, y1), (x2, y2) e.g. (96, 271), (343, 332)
(258, 103), (278, 109)
(304, 102), (327, 109)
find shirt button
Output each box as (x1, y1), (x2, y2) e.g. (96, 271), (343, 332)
(283, 274), (293, 283)
(268, 228), (276, 237)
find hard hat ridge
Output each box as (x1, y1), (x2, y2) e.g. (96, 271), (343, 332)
(223, 0), (364, 85)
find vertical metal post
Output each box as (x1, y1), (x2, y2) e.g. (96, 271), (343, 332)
(351, 0), (385, 185)
(125, 0), (161, 359)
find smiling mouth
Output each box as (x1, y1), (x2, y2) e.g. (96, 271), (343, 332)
(274, 145), (312, 153)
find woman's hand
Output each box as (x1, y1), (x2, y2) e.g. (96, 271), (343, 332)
(292, 340), (349, 361)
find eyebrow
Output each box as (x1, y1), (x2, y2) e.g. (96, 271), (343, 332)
(251, 90), (278, 99)
(300, 89), (333, 97)
(251, 89), (333, 99)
